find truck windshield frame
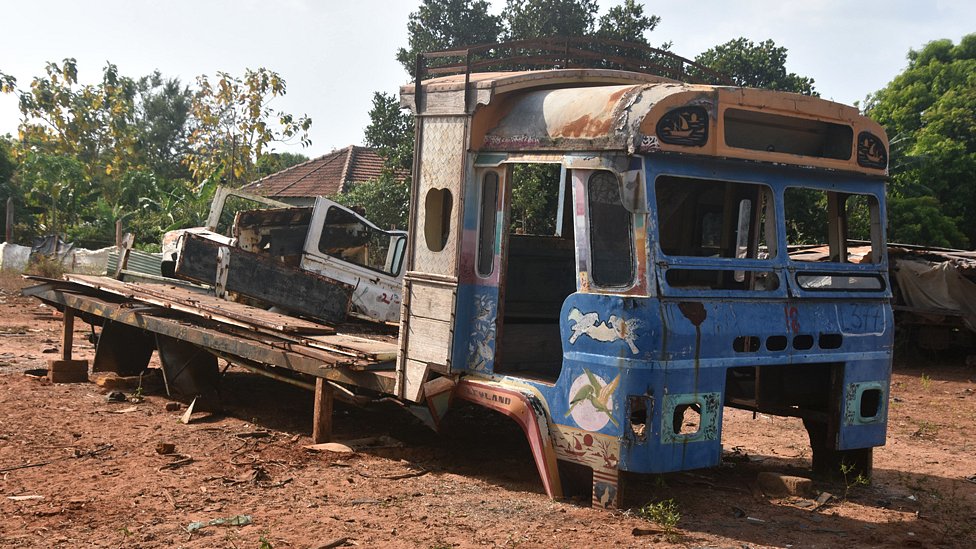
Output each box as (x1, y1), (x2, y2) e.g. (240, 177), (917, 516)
(647, 155), (890, 298)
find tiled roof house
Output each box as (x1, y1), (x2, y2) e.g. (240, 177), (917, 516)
(242, 146), (396, 206)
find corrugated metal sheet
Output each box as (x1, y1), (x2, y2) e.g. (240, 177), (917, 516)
(107, 249), (163, 277)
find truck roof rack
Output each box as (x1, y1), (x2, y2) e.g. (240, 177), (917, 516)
(414, 37), (732, 108)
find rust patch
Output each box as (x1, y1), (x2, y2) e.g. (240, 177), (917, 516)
(558, 114), (613, 138)
(677, 302), (706, 327)
(607, 87), (629, 103)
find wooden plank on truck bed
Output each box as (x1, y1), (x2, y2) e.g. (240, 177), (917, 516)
(65, 274), (334, 335)
(174, 233), (352, 325)
(305, 333), (399, 362)
(24, 282), (396, 395)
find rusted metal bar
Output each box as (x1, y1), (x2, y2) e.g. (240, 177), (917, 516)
(415, 36), (731, 86)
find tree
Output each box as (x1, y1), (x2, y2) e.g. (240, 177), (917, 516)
(887, 196), (967, 248)
(254, 152), (310, 178)
(865, 34), (976, 248)
(0, 59), (147, 244)
(186, 68), (312, 186)
(363, 91), (413, 174)
(344, 92), (416, 231)
(502, 0), (599, 40)
(135, 73), (193, 181)
(594, 0), (660, 46)
(333, 177), (411, 231)
(16, 151), (88, 237)
(0, 136), (15, 197)
(695, 38), (817, 95)
(510, 164), (561, 235)
(396, 0), (503, 76)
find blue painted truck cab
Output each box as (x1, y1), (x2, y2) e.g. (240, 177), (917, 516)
(451, 154), (892, 503)
(400, 68), (893, 507)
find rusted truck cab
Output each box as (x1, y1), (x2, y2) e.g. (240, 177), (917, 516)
(397, 68), (892, 507)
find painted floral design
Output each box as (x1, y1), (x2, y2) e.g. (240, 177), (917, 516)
(466, 293), (496, 371)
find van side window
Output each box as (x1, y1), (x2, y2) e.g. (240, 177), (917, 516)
(588, 171), (634, 287)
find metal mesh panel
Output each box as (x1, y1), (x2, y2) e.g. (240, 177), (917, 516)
(413, 117), (467, 276)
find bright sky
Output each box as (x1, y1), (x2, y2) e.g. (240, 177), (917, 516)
(1, 0), (973, 159)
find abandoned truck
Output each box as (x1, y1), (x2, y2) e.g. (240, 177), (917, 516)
(160, 187), (406, 324)
(25, 41), (892, 509)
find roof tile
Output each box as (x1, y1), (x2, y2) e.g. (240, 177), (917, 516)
(243, 146), (398, 198)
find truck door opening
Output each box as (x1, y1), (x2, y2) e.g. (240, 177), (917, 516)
(494, 163), (575, 382)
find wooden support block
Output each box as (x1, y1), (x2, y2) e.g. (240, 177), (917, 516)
(48, 359), (89, 383)
(61, 308), (75, 361)
(402, 360), (430, 402)
(312, 378), (334, 444)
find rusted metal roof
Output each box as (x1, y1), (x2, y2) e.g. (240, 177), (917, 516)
(400, 66), (888, 173)
(243, 146), (399, 199)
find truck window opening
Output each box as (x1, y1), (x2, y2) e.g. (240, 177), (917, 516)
(318, 206), (405, 277)
(477, 172), (500, 277)
(656, 175), (774, 290)
(588, 171), (635, 288)
(423, 188), (452, 252)
(785, 188), (881, 264)
(724, 108), (853, 160)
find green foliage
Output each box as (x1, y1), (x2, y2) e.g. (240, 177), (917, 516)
(510, 164), (560, 235)
(135, 73), (193, 181)
(594, 0), (660, 46)
(635, 498), (681, 532)
(355, 92), (413, 231)
(396, 0), (503, 76)
(865, 34), (976, 247)
(16, 151), (88, 237)
(0, 59), (318, 247)
(0, 136), (16, 237)
(334, 175), (410, 231)
(887, 196), (967, 248)
(921, 373), (932, 390)
(840, 462), (870, 499)
(254, 152), (310, 178)
(363, 91), (414, 174)
(186, 68), (312, 186)
(0, 60), (174, 246)
(784, 188), (827, 245)
(502, 0), (598, 40)
(695, 38), (817, 95)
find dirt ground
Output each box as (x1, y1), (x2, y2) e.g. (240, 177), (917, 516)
(0, 273), (974, 549)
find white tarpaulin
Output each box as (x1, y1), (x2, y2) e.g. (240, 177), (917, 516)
(0, 242), (31, 272)
(0, 242), (113, 275)
(893, 258), (976, 331)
